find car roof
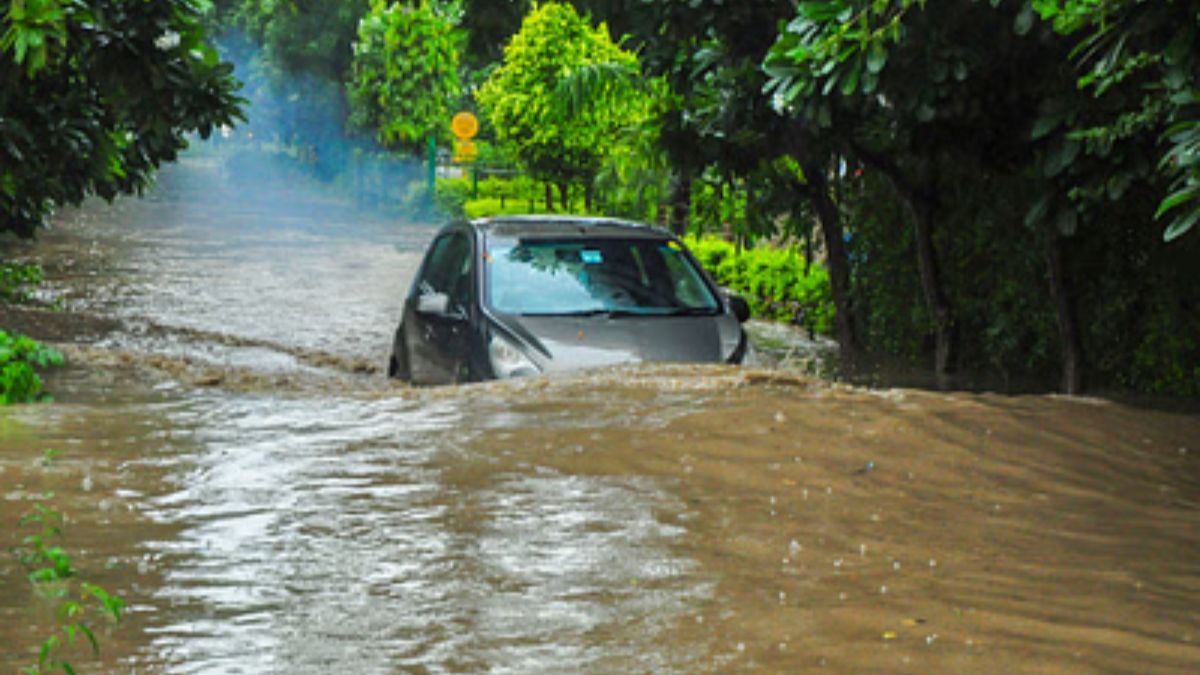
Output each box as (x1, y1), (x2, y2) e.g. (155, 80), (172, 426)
(469, 215), (673, 240)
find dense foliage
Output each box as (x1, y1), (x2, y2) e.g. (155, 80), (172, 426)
(1035, 0), (1200, 243)
(758, 0), (1198, 393)
(1, 262), (44, 304)
(475, 2), (645, 211)
(227, 0), (368, 83)
(0, 330), (64, 404)
(0, 0), (243, 237)
(348, 1), (464, 150)
(686, 237), (834, 336)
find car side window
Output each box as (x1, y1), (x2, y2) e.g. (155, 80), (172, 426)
(416, 232), (472, 312)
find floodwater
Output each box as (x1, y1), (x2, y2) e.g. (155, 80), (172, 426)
(2, 156), (1198, 674)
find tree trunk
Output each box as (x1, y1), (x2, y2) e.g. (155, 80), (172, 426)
(669, 171), (692, 237)
(558, 182), (569, 212)
(849, 140), (958, 380)
(584, 181), (594, 213)
(1044, 233), (1084, 394)
(804, 164), (859, 355)
(544, 183), (553, 212)
(907, 195), (958, 380)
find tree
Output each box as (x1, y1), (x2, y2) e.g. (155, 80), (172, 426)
(1, 0), (243, 237)
(231, 0), (368, 84)
(460, 0), (528, 69)
(631, 0), (862, 353)
(348, 1), (465, 151)
(764, 0), (1199, 394)
(213, 0), (369, 181)
(766, 2), (1064, 383)
(1034, 0), (1199, 243)
(475, 1), (644, 210)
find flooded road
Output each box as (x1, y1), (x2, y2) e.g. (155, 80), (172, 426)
(2, 156), (1198, 673)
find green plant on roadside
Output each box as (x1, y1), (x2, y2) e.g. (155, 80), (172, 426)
(0, 331), (65, 404)
(686, 236), (835, 335)
(473, 174), (540, 208)
(458, 173), (604, 219)
(434, 177), (473, 219)
(2, 262), (64, 310)
(14, 486), (125, 674)
(1, 262), (45, 303)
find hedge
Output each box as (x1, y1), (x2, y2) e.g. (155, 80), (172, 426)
(685, 236), (834, 335)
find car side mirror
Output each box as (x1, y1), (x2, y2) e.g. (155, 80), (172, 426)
(416, 292), (451, 316)
(727, 293), (751, 323)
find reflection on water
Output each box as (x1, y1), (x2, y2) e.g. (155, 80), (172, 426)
(131, 393), (702, 673)
(1, 157), (1198, 673)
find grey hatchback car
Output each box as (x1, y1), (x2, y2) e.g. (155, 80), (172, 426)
(388, 216), (752, 385)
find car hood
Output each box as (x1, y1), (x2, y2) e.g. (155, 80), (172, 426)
(494, 313), (740, 372)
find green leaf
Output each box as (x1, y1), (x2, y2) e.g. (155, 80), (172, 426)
(953, 60), (969, 82)
(1154, 185), (1199, 219)
(1163, 206), (1199, 242)
(1043, 139), (1080, 177)
(840, 59), (862, 96)
(1014, 4), (1036, 36)
(1055, 206), (1079, 237)
(1031, 112), (1063, 140)
(1095, 33), (1128, 78)
(38, 634), (59, 666)
(79, 624), (100, 655)
(1164, 26), (1195, 67)
(822, 71), (842, 96)
(866, 42), (887, 74)
(1025, 192), (1052, 228)
(1107, 173), (1132, 201)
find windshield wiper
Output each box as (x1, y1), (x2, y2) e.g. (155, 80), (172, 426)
(528, 307), (719, 318)
(522, 309), (642, 318)
(662, 306), (720, 316)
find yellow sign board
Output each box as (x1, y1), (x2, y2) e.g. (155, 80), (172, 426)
(451, 112), (479, 140)
(453, 139), (478, 163)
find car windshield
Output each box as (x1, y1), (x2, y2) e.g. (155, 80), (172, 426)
(485, 236), (721, 316)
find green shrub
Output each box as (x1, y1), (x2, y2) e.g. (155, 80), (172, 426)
(1125, 298), (1200, 397)
(475, 174), (539, 204)
(685, 236), (834, 335)
(465, 197), (539, 218)
(462, 173), (603, 219)
(0, 331), (64, 404)
(434, 178), (473, 219)
(1, 263), (44, 304)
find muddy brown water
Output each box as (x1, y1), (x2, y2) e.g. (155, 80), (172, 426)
(2, 156), (1198, 673)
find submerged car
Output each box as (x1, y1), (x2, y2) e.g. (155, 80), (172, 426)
(388, 215), (752, 385)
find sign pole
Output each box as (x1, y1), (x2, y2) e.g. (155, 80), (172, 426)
(427, 134), (436, 198)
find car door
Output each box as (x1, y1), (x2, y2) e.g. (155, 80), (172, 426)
(405, 230), (475, 384)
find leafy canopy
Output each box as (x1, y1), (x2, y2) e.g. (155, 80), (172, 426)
(765, 0), (1199, 243)
(0, 0), (243, 237)
(475, 1), (644, 186)
(1033, 0), (1199, 242)
(227, 0), (369, 82)
(348, 1), (465, 149)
